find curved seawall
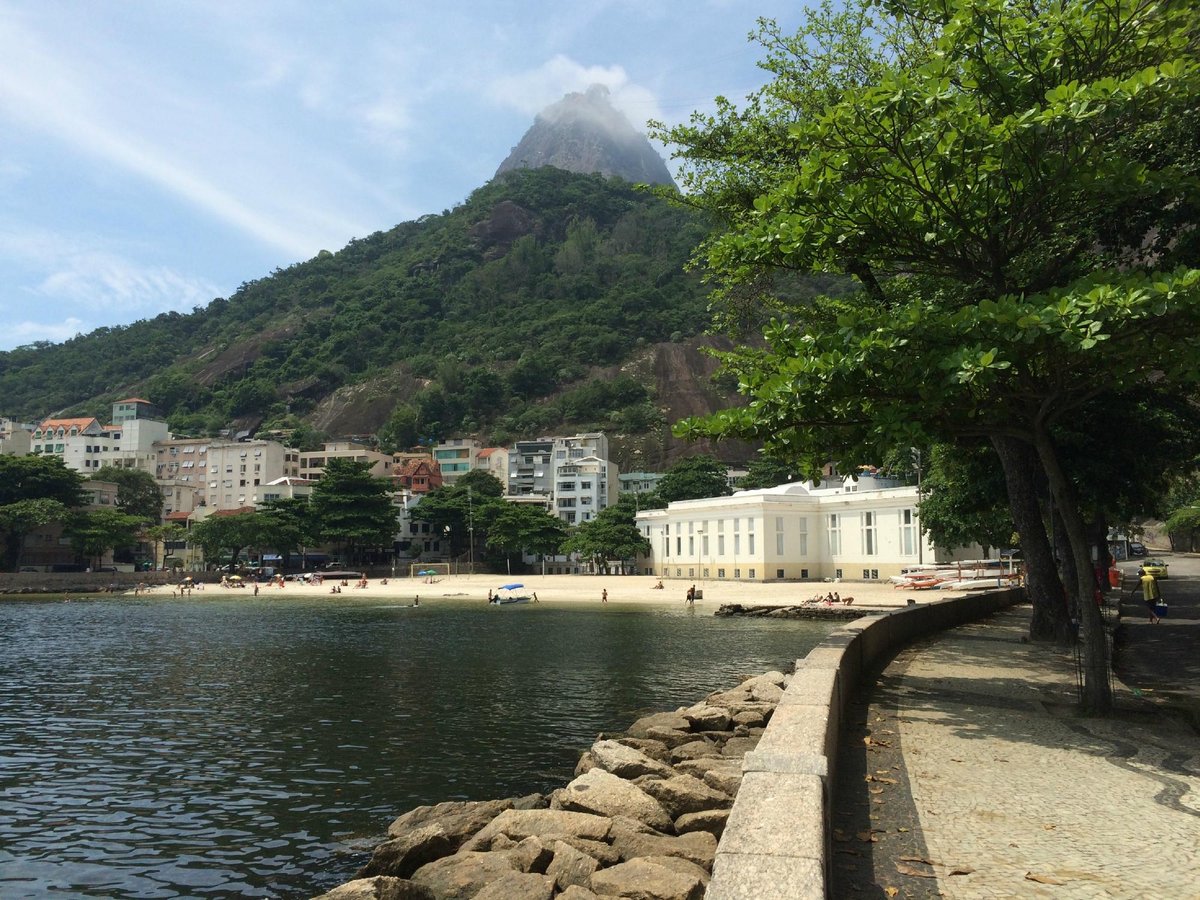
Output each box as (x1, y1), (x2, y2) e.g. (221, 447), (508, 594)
(705, 588), (1025, 899)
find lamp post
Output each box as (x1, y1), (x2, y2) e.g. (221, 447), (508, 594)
(467, 486), (474, 576)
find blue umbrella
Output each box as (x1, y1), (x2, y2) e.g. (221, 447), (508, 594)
(418, 569), (435, 575)
(500, 583), (524, 590)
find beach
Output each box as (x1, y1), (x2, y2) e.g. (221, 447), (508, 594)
(138, 573), (978, 609)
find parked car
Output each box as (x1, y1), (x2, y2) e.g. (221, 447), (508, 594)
(1141, 558), (1169, 579)
(1129, 542), (1147, 557)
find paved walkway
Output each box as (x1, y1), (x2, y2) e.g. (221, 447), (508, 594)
(831, 603), (1200, 899)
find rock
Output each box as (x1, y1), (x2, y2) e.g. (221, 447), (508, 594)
(558, 886), (601, 900)
(625, 711), (691, 739)
(386, 799), (513, 840)
(546, 839), (600, 890)
(681, 704), (731, 732)
(608, 823), (718, 871)
(488, 834), (517, 851)
(669, 739), (719, 763)
(720, 735), (760, 758)
(471, 871), (555, 900)
(507, 835), (554, 874)
(462, 809), (612, 851)
(553, 769), (674, 833)
(556, 836), (622, 867)
(590, 740), (676, 780)
(512, 793), (549, 810)
(641, 855), (711, 888)
(357, 824), (457, 879)
(614, 737), (672, 762)
(633, 774), (731, 819)
(312, 876), (435, 900)
(674, 808), (729, 839)
(589, 857), (705, 900)
(409, 852), (521, 900)
(672, 757), (743, 796)
(574, 751), (597, 777)
(642, 726), (698, 749)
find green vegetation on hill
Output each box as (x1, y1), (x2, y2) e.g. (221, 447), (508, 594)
(0, 169), (716, 445)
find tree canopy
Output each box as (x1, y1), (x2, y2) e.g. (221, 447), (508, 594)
(664, 0), (1200, 713)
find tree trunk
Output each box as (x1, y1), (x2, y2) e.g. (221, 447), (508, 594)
(1032, 424), (1113, 714)
(991, 435), (1070, 642)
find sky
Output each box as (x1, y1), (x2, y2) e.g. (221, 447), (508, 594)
(0, 0), (803, 352)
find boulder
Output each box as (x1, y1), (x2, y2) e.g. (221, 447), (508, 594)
(669, 739), (719, 763)
(671, 756), (743, 796)
(574, 751), (597, 777)
(614, 737), (672, 762)
(674, 808), (729, 839)
(556, 836), (622, 867)
(642, 726), (698, 749)
(642, 855), (711, 888)
(558, 886), (601, 900)
(553, 769), (674, 832)
(471, 871), (555, 900)
(680, 704), (731, 732)
(633, 774), (731, 819)
(589, 857), (705, 900)
(461, 808), (612, 851)
(720, 735), (760, 758)
(507, 835), (554, 874)
(357, 824), (457, 879)
(590, 740), (676, 780)
(625, 711), (691, 739)
(512, 793), (549, 810)
(731, 708), (768, 728)
(386, 799), (512, 840)
(312, 876), (435, 900)
(546, 839), (600, 890)
(409, 852), (521, 900)
(608, 824), (717, 871)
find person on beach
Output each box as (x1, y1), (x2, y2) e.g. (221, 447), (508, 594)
(686, 585), (696, 604)
(602, 589), (608, 603)
(1139, 567), (1162, 624)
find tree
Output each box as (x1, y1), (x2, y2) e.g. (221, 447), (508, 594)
(144, 523), (187, 571)
(917, 443), (1013, 556)
(483, 502), (569, 568)
(66, 508), (147, 570)
(665, 0), (1200, 713)
(309, 459), (397, 564)
(93, 466), (164, 523)
(0, 455), (85, 570)
(654, 455), (732, 504)
(256, 497), (317, 569)
(190, 511), (261, 569)
(737, 457), (805, 491)
(561, 502), (652, 573)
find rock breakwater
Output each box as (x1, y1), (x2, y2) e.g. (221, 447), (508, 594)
(715, 603), (868, 621)
(314, 670), (792, 900)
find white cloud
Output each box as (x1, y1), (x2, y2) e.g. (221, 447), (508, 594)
(6, 317), (88, 347)
(487, 55), (663, 130)
(35, 252), (219, 314)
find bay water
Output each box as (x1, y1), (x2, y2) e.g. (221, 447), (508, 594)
(0, 593), (833, 898)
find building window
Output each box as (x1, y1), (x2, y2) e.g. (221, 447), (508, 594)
(748, 569), (755, 579)
(776, 532), (785, 555)
(777, 568), (785, 579)
(801, 568), (809, 578)
(748, 534), (755, 554)
(828, 513), (841, 555)
(797, 517), (808, 556)
(901, 508), (917, 555)
(835, 568), (843, 579)
(863, 511), (877, 556)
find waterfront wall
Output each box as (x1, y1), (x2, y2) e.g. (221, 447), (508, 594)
(705, 588), (1025, 900)
(0, 572), (182, 595)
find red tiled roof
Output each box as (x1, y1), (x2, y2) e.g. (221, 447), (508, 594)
(211, 506), (257, 517)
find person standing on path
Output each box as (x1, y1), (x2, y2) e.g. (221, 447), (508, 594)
(1138, 566), (1162, 624)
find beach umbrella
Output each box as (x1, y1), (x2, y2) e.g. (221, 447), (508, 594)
(228, 575), (242, 581)
(418, 569), (435, 576)
(500, 583), (524, 590)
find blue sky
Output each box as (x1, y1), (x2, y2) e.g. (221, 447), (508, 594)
(0, 1), (802, 351)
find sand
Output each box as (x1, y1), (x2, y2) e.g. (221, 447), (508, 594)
(138, 573), (976, 609)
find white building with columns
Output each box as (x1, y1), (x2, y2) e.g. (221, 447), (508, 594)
(635, 475), (981, 583)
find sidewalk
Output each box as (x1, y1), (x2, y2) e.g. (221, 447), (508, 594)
(831, 604), (1200, 899)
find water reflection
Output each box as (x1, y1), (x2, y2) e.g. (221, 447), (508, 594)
(0, 595), (833, 898)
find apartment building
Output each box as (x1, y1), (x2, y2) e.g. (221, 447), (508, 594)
(299, 442), (392, 481)
(156, 438), (300, 513)
(0, 417), (32, 456)
(31, 399), (168, 475)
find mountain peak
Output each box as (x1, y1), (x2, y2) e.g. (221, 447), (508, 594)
(495, 85), (677, 189)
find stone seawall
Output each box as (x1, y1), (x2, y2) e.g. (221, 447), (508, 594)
(0, 572), (179, 595)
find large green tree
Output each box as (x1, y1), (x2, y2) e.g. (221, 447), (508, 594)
(92, 466), (164, 523)
(483, 503), (569, 569)
(0, 455), (85, 570)
(309, 459), (397, 564)
(190, 511), (261, 569)
(561, 500), (652, 573)
(665, 0), (1200, 713)
(654, 455), (732, 504)
(66, 508), (147, 570)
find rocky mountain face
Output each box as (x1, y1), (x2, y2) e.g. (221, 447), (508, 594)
(496, 85), (677, 189)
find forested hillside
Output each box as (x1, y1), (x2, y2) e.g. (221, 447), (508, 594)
(0, 168), (749, 462)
